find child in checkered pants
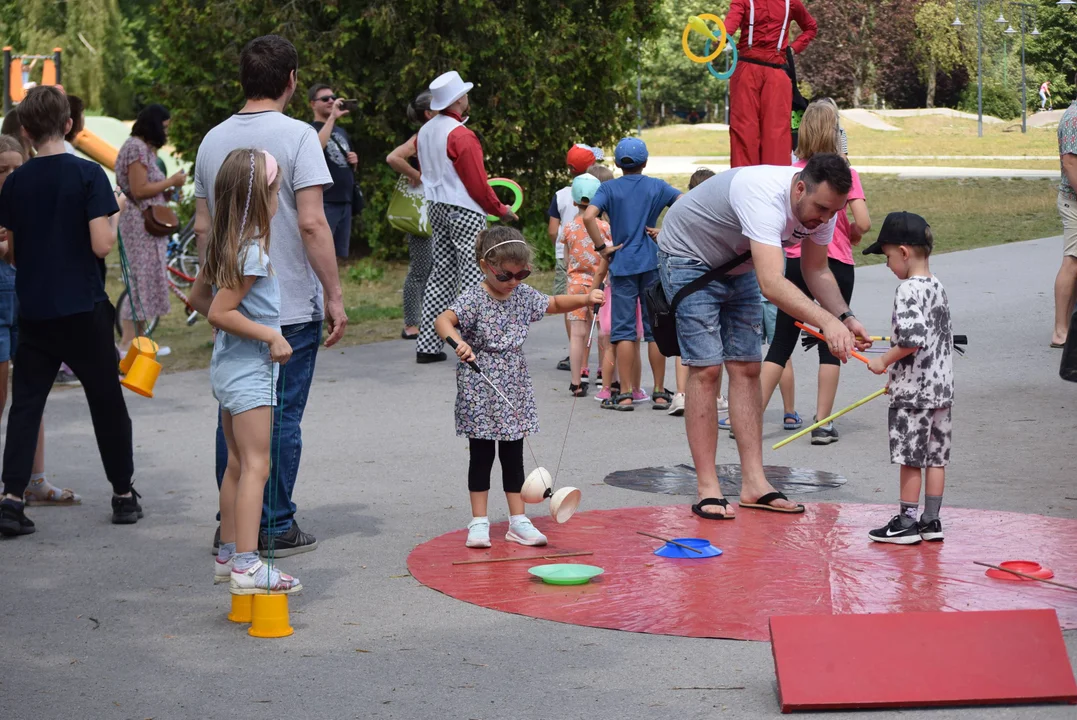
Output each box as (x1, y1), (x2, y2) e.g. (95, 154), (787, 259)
(864, 212), (954, 545)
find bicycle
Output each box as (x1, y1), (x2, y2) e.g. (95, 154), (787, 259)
(114, 217), (202, 339)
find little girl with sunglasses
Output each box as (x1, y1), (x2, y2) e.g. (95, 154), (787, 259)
(435, 226), (604, 549)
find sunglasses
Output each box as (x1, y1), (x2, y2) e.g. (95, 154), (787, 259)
(488, 265), (531, 282)
(316, 95), (337, 103)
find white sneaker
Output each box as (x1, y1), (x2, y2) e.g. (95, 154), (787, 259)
(229, 558), (302, 595)
(466, 518), (491, 548)
(668, 392), (686, 416)
(506, 517), (548, 546)
(214, 556), (233, 584)
(716, 395), (729, 415)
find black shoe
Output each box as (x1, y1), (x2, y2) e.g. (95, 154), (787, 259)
(416, 351), (447, 364)
(557, 356), (571, 371)
(401, 329), (418, 340)
(111, 488), (144, 525)
(211, 524), (221, 555)
(918, 518), (944, 542)
(55, 370), (81, 387)
(810, 419), (839, 445)
(569, 382), (588, 397)
(868, 515), (921, 545)
(0, 500), (35, 536)
(259, 521), (318, 558)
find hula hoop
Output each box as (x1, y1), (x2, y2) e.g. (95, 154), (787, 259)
(487, 178), (524, 222)
(681, 14), (727, 64)
(705, 37), (737, 81)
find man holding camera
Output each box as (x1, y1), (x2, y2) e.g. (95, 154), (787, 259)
(309, 83), (359, 258)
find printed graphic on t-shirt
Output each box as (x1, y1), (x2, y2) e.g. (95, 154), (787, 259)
(326, 128), (350, 168)
(888, 275), (954, 409)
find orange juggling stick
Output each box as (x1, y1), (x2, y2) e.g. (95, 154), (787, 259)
(794, 322), (871, 365)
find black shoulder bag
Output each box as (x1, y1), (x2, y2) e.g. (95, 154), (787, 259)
(645, 251), (752, 358)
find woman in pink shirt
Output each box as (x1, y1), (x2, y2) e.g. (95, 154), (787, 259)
(759, 98), (871, 445)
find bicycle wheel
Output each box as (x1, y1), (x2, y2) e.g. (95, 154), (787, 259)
(114, 289), (160, 340)
(168, 231), (200, 288)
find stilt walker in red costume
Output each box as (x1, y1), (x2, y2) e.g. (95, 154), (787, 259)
(724, 0), (817, 167)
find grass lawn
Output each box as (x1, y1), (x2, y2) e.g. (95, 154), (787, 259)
(640, 114), (1060, 161)
(105, 259), (554, 374)
(654, 175), (1061, 266)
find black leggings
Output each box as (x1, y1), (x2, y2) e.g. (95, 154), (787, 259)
(468, 439), (525, 493)
(764, 257), (855, 368)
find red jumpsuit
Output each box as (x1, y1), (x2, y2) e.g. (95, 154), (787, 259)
(724, 0), (817, 167)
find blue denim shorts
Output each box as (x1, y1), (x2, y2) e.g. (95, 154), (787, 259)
(610, 269), (657, 343)
(0, 285), (17, 363)
(658, 251), (762, 366)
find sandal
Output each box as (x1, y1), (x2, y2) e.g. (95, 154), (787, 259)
(601, 392), (635, 411)
(739, 491), (805, 514)
(23, 484), (82, 505)
(569, 382), (588, 398)
(651, 389), (673, 410)
(692, 497), (735, 520)
(783, 412), (803, 430)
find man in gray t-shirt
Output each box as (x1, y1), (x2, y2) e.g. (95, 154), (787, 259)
(193, 35), (347, 556)
(656, 156), (872, 520)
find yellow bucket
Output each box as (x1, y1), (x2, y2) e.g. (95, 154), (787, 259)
(120, 354), (161, 398)
(118, 336), (159, 375)
(227, 594), (253, 624)
(248, 593), (294, 638)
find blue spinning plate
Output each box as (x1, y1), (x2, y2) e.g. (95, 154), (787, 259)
(654, 538), (722, 559)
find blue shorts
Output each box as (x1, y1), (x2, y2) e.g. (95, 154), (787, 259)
(610, 270), (657, 343)
(0, 285), (17, 363)
(658, 251), (762, 366)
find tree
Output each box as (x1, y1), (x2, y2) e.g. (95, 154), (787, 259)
(1024, 0), (1077, 104)
(914, 1), (970, 107)
(151, 0), (661, 258)
(797, 0), (876, 107)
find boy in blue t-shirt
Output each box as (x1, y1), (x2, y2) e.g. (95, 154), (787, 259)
(0, 86), (143, 539)
(582, 137), (681, 410)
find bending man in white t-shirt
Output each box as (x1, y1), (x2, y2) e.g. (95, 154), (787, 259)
(657, 154), (873, 518)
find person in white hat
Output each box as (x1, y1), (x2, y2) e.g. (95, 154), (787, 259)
(414, 70), (518, 363)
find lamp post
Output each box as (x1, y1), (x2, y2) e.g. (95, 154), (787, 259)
(1007, 2), (1040, 133)
(952, 0), (985, 137)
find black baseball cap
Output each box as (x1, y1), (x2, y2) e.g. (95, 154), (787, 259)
(862, 211), (932, 255)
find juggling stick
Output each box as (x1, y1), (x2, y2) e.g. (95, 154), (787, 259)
(973, 562), (1077, 592)
(773, 387), (887, 450)
(635, 530), (704, 554)
(802, 333), (968, 355)
(794, 322), (871, 365)
(452, 551), (593, 566)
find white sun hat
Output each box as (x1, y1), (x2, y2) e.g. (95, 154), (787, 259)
(428, 70), (474, 112)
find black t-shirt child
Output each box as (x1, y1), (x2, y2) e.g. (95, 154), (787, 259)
(0, 153), (119, 320)
(311, 122), (355, 204)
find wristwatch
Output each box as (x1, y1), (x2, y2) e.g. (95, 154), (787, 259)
(838, 311), (856, 322)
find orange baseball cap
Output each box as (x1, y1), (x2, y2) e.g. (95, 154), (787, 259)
(566, 144), (598, 175)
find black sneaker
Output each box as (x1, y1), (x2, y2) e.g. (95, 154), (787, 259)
(0, 500), (35, 536)
(556, 356), (571, 371)
(416, 351), (447, 364)
(211, 524), (221, 555)
(55, 370), (81, 387)
(259, 521), (317, 558)
(918, 518), (944, 542)
(111, 488), (144, 525)
(810, 419), (839, 445)
(868, 515), (921, 545)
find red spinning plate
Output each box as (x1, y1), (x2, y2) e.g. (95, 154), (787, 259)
(407, 503), (1077, 641)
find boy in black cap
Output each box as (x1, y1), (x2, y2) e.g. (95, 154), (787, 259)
(863, 212), (954, 545)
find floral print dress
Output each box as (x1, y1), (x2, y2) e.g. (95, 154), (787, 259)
(115, 136), (171, 321)
(451, 283), (550, 440)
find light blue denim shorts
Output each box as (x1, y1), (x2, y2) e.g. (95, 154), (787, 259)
(658, 251), (762, 366)
(210, 330), (279, 415)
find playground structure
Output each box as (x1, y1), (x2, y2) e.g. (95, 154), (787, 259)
(3, 46), (119, 169)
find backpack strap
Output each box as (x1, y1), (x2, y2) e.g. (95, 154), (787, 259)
(669, 251), (752, 313)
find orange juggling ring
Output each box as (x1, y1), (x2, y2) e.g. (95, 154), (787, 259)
(682, 14), (727, 64)
(795, 322), (872, 365)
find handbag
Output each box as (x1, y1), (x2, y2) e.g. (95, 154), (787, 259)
(645, 251), (752, 358)
(142, 204), (180, 237)
(386, 175), (431, 237)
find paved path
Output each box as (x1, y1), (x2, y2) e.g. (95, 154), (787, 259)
(644, 155), (1058, 179)
(3, 238), (1075, 719)
(839, 108), (901, 131)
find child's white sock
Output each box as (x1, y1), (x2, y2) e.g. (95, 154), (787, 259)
(509, 514), (528, 524)
(233, 551), (259, 571)
(217, 542), (236, 563)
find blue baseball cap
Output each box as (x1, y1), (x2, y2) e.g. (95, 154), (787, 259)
(615, 137), (648, 169)
(571, 174), (602, 204)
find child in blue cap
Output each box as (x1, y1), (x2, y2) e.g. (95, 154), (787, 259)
(581, 137), (682, 410)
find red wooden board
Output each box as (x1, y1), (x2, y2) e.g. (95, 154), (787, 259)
(770, 609), (1077, 712)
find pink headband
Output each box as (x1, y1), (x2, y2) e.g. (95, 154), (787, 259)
(263, 150), (278, 186)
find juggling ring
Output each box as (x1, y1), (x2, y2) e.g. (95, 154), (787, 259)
(705, 37), (737, 80)
(487, 178), (524, 223)
(682, 14), (727, 64)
